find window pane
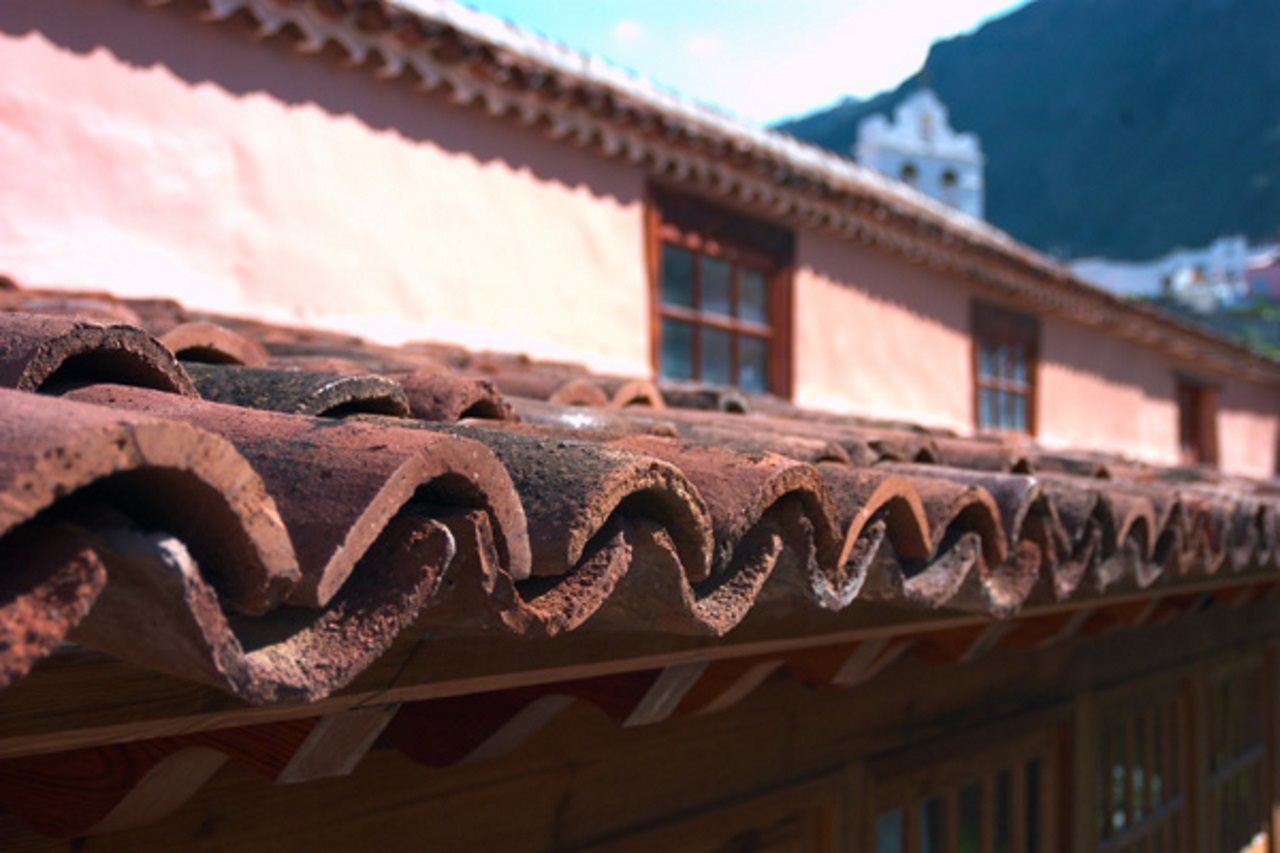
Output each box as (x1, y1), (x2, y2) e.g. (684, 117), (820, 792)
(979, 343), (996, 380)
(874, 810), (904, 853)
(1011, 345), (1028, 383)
(958, 783), (982, 853)
(701, 326), (732, 385)
(660, 244), (694, 308)
(919, 796), (946, 853)
(740, 268), (769, 324)
(1110, 723), (1127, 833)
(979, 388), (997, 430)
(739, 336), (768, 393)
(659, 318), (694, 380)
(1002, 391), (1020, 431)
(1011, 393), (1027, 432)
(994, 343), (1010, 380)
(702, 256), (732, 317)
(995, 769), (1012, 853)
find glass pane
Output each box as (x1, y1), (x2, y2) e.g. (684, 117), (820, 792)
(659, 318), (694, 380)
(1011, 345), (1028, 383)
(702, 256), (732, 317)
(1011, 393), (1027, 432)
(994, 343), (1010, 380)
(919, 796), (946, 853)
(739, 336), (768, 393)
(995, 769), (1012, 853)
(1025, 760), (1040, 853)
(874, 810), (904, 853)
(701, 326), (732, 385)
(979, 388), (997, 429)
(739, 268), (769, 324)
(660, 244), (694, 308)
(1111, 723), (1127, 833)
(1004, 391), (1024, 431)
(979, 343), (997, 380)
(958, 783), (982, 853)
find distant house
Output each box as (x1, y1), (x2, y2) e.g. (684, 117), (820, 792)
(854, 89), (985, 220)
(1248, 250), (1280, 301)
(5, 3), (1280, 852)
(1073, 235), (1270, 311)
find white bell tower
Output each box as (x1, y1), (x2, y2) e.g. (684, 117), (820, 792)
(854, 89), (985, 220)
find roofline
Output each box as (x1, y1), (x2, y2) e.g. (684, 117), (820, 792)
(149, 0), (1280, 383)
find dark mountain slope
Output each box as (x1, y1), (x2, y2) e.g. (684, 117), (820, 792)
(776, 0), (1280, 260)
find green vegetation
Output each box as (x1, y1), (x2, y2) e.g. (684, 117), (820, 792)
(1138, 295), (1280, 358)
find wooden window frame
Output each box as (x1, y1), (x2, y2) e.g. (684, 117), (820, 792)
(1089, 674), (1193, 851)
(866, 725), (1061, 852)
(1176, 375), (1220, 467)
(646, 185), (795, 397)
(972, 301), (1039, 437)
(1076, 650), (1279, 853)
(1204, 655), (1271, 851)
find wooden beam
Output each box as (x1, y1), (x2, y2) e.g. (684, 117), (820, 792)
(1070, 690), (1096, 853)
(90, 747), (228, 836)
(0, 576), (1276, 761)
(959, 622), (1014, 664)
(276, 705), (400, 784)
(462, 694), (576, 765)
(623, 662), (708, 727)
(829, 638), (890, 687)
(677, 657), (785, 717)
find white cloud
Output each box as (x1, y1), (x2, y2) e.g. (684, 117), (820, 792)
(685, 35), (721, 58)
(611, 19), (642, 41)
(724, 0), (1030, 121)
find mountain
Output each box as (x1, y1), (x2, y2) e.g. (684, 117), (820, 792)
(775, 0), (1280, 261)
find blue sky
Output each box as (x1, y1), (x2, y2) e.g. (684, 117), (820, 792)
(459, 0), (1032, 124)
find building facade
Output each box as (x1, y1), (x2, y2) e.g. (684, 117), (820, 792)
(0, 1), (1278, 480)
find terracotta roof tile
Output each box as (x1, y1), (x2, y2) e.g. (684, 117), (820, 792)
(158, 321), (270, 367)
(0, 284), (1279, 708)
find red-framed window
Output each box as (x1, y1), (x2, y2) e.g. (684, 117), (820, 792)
(1176, 377), (1219, 467)
(647, 187), (794, 396)
(973, 301), (1039, 436)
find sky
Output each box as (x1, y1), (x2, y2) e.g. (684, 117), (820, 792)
(458, 0), (1033, 125)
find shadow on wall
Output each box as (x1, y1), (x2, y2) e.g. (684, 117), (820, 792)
(799, 228), (972, 339)
(796, 228), (1193, 456)
(0, 0), (639, 209)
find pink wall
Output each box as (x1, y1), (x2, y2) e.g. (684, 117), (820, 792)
(796, 233), (1280, 477)
(1037, 315), (1181, 466)
(1, 1), (1278, 477)
(794, 232), (975, 434)
(0, 1), (650, 374)
(1219, 382), (1280, 478)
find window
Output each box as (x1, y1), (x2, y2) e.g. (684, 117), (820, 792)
(1094, 682), (1190, 850)
(869, 730), (1057, 853)
(1176, 378), (1219, 466)
(941, 169), (959, 188)
(648, 188), (794, 395)
(1206, 660), (1269, 852)
(973, 302), (1038, 434)
(900, 162), (919, 184)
